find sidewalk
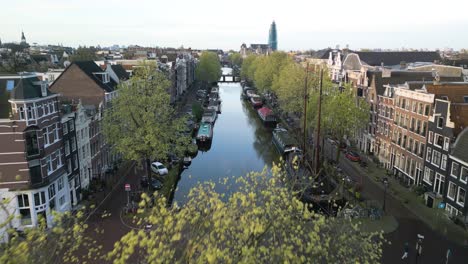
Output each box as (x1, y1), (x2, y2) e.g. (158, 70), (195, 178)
(349, 152), (468, 246)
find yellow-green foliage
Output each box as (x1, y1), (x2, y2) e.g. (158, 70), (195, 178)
(108, 165), (384, 263)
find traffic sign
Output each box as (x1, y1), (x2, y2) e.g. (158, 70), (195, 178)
(125, 183), (131, 191)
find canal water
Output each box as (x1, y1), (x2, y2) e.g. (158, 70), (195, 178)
(173, 70), (280, 204)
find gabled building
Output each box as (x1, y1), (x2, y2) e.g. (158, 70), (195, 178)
(0, 75), (71, 241)
(49, 61), (117, 183)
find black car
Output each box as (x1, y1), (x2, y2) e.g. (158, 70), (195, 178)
(150, 178), (163, 190)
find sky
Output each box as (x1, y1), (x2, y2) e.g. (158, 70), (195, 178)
(1, 0), (468, 51)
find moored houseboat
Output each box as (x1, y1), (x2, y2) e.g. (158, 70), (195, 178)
(201, 109), (217, 124)
(196, 122), (213, 142)
(272, 127), (302, 156)
(257, 107), (277, 125)
(250, 95), (263, 108)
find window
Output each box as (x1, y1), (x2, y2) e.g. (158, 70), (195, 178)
(48, 183), (56, 210)
(71, 136), (77, 151)
(451, 162), (460, 178)
(65, 140), (71, 156)
(447, 182), (457, 200)
(48, 125), (55, 144)
(444, 137), (450, 151)
(425, 105), (430, 116)
(441, 154), (447, 170)
(25, 130), (39, 156)
(464, 96), (468, 103)
(29, 165), (42, 185)
(428, 131), (433, 144)
(412, 101), (417, 112)
(58, 177), (64, 191)
(54, 124), (59, 141)
(67, 159), (72, 175)
(27, 106), (34, 119)
(437, 117), (444, 129)
(6, 80), (15, 91)
(34, 191), (46, 206)
(70, 122), (75, 131)
(46, 156), (52, 173)
(432, 150), (441, 167)
(419, 143), (425, 158)
(461, 167), (468, 183)
(17, 194), (32, 225)
(457, 187), (466, 206)
(424, 167), (434, 184)
(56, 150), (62, 166)
(63, 122), (68, 134)
(426, 147), (432, 162)
(73, 154), (78, 170)
(19, 106), (25, 120)
(59, 195), (66, 206)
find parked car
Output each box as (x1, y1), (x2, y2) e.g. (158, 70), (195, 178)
(150, 178), (163, 190)
(345, 151), (361, 162)
(151, 162), (168, 175)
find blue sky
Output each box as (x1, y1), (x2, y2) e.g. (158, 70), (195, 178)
(1, 0), (467, 50)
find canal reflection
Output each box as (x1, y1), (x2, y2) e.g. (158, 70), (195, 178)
(173, 82), (280, 204)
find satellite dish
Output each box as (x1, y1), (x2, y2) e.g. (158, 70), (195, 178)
(64, 60), (71, 68)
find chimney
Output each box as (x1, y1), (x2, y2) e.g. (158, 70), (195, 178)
(400, 61), (407, 69)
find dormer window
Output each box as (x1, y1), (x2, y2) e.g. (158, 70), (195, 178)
(437, 117), (444, 129)
(103, 73), (109, 83)
(41, 83), (48, 97)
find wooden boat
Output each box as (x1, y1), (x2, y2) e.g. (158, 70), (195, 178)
(272, 127), (302, 156)
(196, 123), (213, 142)
(245, 89), (256, 99)
(250, 96), (263, 108)
(207, 100), (221, 113)
(201, 109), (217, 124)
(257, 107), (277, 125)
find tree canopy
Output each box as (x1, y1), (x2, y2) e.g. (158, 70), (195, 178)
(103, 64), (190, 177)
(69, 46), (99, 62)
(228, 52), (242, 67)
(195, 52), (222, 84)
(109, 165), (384, 263)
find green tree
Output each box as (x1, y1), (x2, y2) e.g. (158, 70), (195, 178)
(70, 46), (98, 62)
(240, 54), (257, 82)
(195, 52), (222, 87)
(253, 52), (291, 93)
(103, 64), (189, 181)
(272, 62), (314, 114)
(108, 165), (385, 263)
(228, 52), (242, 67)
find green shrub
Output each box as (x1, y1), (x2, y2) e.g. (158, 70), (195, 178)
(192, 102), (203, 122)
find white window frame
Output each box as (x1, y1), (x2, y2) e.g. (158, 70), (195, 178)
(428, 131), (433, 144)
(456, 187), (465, 207)
(451, 162), (460, 178)
(437, 116), (444, 129)
(447, 182), (457, 201)
(56, 149), (62, 166)
(461, 167), (468, 184)
(58, 177), (64, 191)
(431, 150), (441, 167)
(71, 136), (77, 151)
(423, 167), (433, 184)
(441, 154), (447, 171)
(46, 156), (52, 174)
(443, 137), (450, 151)
(63, 122), (68, 135)
(426, 147), (432, 162)
(434, 133), (443, 148)
(65, 140), (70, 156)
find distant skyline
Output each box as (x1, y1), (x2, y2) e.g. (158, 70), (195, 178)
(1, 0), (468, 51)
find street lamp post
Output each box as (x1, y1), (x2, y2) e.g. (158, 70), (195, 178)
(383, 177), (389, 212)
(415, 234), (424, 264)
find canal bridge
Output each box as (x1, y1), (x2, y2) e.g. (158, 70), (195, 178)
(219, 74), (240, 83)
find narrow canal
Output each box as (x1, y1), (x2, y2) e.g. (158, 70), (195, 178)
(173, 69), (280, 204)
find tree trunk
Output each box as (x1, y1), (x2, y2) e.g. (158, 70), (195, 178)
(146, 157), (151, 191)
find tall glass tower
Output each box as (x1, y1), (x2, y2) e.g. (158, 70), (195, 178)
(268, 21), (277, 51)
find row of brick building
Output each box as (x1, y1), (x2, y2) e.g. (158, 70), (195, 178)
(320, 50), (468, 223)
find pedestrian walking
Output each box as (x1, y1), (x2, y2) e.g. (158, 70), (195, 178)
(401, 242), (409, 260)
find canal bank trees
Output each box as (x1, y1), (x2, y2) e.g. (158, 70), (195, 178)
(196, 51), (222, 88)
(103, 65), (190, 180)
(108, 166), (384, 263)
